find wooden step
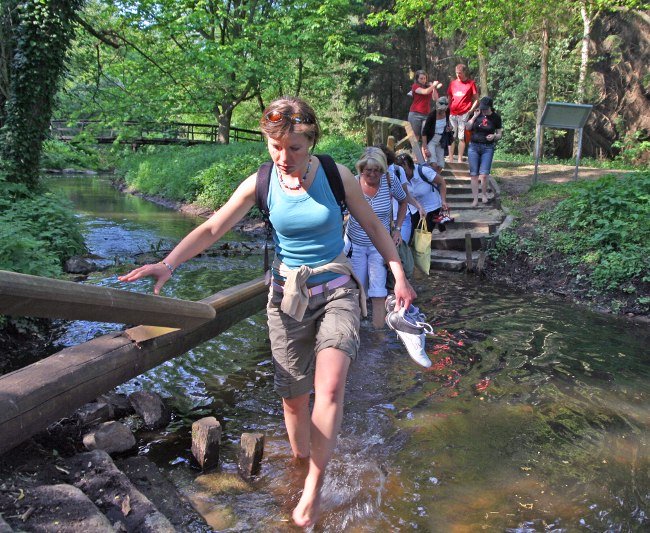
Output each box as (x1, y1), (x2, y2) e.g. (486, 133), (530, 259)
(446, 192), (495, 202)
(449, 209), (504, 229)
(429, 249), (480, 272)
(429, 228), (490, 251)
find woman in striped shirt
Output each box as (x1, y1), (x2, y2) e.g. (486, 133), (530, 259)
(346, 148), (408, 328)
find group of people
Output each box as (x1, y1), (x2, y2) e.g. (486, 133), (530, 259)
(407, 64), (504, 206)
(345, 145), (447, 328)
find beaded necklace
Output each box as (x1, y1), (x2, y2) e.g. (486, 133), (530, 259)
(277, 158), (312, 191)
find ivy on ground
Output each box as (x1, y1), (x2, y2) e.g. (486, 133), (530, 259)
(491, 172), (649, 309)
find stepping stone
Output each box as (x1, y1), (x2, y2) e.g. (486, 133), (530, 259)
(192, 417), (222, 470)
(238, 432), (265, 478)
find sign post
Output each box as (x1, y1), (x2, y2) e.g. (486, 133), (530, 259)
(534, 102), (593, 184)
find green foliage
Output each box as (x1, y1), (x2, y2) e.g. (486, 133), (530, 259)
(495, 173), (649, 305)
(0, 188), (86, 277)
(117, 136), (365, 211)
(489, 35), (580, 155)
(0, 0), (85, 189)
(119, 143), (268, 203)
(41, 139), (110, 171)
(612, 129), (650, 169)
(540, 173), (650, 291)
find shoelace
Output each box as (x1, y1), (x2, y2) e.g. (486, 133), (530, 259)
(397, 309), (434, 334)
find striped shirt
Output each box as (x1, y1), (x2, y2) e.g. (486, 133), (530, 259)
(346, 173), (406, 247)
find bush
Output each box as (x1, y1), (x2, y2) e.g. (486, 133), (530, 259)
(0, 189), (86, 277)
(41, 139), (111, 171)
(539, 173), (650, 292)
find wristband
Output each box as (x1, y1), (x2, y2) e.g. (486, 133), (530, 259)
(161, 260), (175, 275)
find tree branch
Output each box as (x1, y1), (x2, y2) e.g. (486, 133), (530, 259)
(73, 14), (120, 49)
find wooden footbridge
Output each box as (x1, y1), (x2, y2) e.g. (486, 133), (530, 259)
(50, 120), (263, 146)
(0, 270), (268, 455)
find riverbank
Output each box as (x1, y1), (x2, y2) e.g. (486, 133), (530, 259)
(486, 164), (649, 320)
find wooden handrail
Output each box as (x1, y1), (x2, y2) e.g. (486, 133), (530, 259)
(0, 270), (216, 328)
(0, 276), (268, 455)
(365, 115), (425, 163)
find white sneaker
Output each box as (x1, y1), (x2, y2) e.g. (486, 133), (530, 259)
(385, 294), (429, 325)
(385, 310), (433, 368)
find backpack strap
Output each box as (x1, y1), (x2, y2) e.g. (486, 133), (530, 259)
(416, 164), (440, 193)
(254, 161), (274, 273)
(314, 154), (346, 215)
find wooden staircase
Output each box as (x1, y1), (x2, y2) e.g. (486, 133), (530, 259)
(429, 161), (506, 272)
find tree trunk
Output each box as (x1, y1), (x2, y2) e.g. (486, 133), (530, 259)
(0, 0), (85, 190)
(477, 46), (489, 96)
(535, 20), (549, 158)
(418, 20), (427, 70)
(217, 105), (233, 144)
(574, 1), (593, 157)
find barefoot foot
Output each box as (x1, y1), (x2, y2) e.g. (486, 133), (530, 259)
(471, 199), (478, 207)
(292, 482), (322, 528)
(481, 193), (488, 203)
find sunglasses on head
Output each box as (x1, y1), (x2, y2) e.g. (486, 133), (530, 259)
(264, 110), (313, 125)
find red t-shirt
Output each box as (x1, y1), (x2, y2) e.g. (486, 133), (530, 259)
(410, 83), (432, 115)
(447, 78), (478, 116)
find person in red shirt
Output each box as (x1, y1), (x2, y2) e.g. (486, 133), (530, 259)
(447, 64), (479, 163)
(407, 70), (441, 142)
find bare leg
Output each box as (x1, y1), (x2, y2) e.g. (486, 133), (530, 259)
(458, 140), (467, 162)
(282, 393), (311, 459)
(448, 141), (456, 162)
(471, 175), (479, 207)
(371, 297), (386, 329)
(480, 174), (488, 203)
(292, 348), (350, 528)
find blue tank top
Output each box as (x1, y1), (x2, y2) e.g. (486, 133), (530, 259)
(268, 163), (344, 283)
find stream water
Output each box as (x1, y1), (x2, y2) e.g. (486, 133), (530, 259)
(50, 175), (649, 532)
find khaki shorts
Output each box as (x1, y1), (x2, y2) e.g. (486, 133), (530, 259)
(450, 111), (472, 140)
(267, 279), (361, 399)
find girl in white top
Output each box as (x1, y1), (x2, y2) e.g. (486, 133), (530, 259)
(395, 153), (448, 238)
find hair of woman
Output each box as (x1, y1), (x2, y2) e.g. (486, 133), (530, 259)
(260, 96), (321, 147)
(395, 153), (414, 170)
(356, 147), (387, 175)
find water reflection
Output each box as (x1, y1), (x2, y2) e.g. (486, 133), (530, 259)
(53, 175), (648, 531)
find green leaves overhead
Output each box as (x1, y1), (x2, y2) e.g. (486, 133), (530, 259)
(65, 0), (369, 134)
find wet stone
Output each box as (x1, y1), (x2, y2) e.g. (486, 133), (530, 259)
(97, 391), (134, 419)
(117, 456), (207, 530)
(64, 256), (95, 274)
(0, 514), (13, 533)
(238, 432), (265, 478)
(75, 402), (111, 426)
(128, 391), (171, 429)
(82, 421), (136, 454)
(191, 417), (221, 470)
(66, 450), (175, 533)
(22, 484), (113, 532)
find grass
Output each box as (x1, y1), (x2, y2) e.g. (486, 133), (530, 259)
(116, 136), (365, 210)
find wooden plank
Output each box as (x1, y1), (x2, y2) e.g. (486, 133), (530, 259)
(0, 270), (216, 328)
(465, 232), (473, 272)
(0, 277), (268, 455)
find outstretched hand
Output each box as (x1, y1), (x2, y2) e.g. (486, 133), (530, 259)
(118, 262), (171, 295)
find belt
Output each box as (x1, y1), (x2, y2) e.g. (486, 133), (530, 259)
(272, 274), (352, 297)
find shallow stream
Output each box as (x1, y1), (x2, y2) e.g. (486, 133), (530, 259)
(50, 175), (648, 531)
